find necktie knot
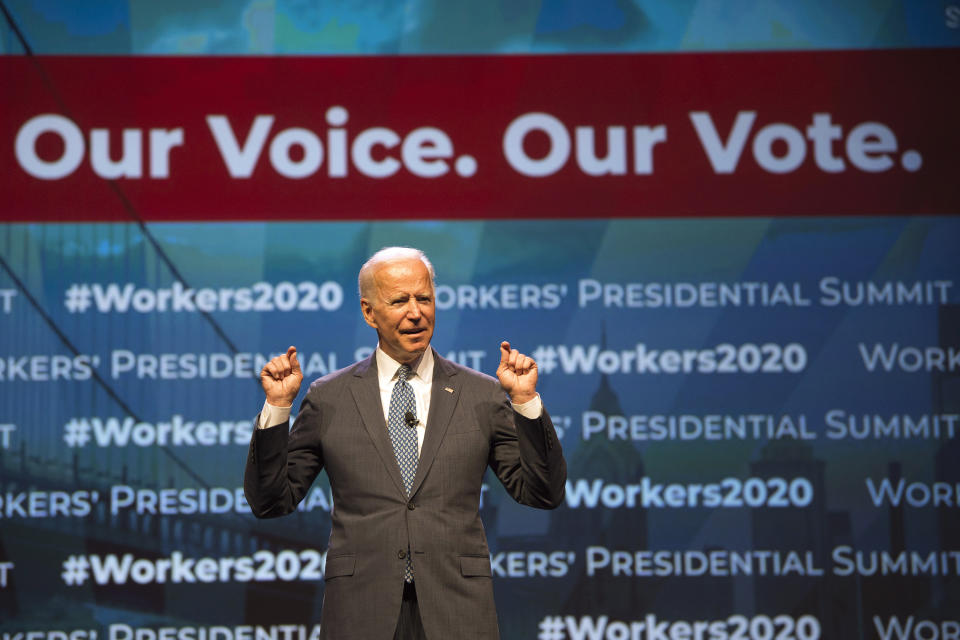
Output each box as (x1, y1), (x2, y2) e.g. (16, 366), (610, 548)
(396, 364), (412, 383)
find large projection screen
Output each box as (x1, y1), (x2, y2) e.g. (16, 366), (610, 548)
(2, 3), (959, 639)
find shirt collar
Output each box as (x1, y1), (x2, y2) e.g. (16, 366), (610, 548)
(375, 346), (434, 384)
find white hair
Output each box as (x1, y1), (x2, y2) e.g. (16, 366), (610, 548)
(357, 246), (436, 300)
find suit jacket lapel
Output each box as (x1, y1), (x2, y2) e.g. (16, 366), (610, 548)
(350, 354), (408, 499)
(410, 350), (461, 497)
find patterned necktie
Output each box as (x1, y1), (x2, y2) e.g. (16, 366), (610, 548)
(387, 363), (419, 582)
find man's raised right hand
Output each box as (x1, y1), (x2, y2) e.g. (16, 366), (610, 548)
(260, 346), (303, 406)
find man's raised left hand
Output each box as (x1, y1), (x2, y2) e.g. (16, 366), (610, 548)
(496, 341), (538, 405)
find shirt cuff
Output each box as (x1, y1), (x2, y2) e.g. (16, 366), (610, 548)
(511, 393), (542, 419)
(257, 401), (292, 429)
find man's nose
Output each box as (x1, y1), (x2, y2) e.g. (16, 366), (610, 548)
(405, 299), (421, 318)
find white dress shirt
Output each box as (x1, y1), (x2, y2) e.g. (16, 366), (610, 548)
(374, 346), (432, 454)
(257, 346), (543, 453)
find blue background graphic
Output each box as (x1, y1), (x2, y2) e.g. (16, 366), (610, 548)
(1, 2), (958, 638)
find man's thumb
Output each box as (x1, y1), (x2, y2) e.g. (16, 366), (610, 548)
(288, 346), (302, 373)
(499, 341), (511, 362)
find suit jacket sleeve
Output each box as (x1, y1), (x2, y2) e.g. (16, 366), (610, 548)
(485, 381), (566, 509)
(243, 385), (325, 518)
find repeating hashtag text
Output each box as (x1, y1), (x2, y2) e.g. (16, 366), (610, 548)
(62, 549), (325, 585)
(63, 415), (251, 448)
(537, 613), (821, 640)
(64, 281), (343, 314)
(530, 343), (807, 375)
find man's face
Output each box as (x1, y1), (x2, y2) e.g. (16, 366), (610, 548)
(360, 258), (435, 364)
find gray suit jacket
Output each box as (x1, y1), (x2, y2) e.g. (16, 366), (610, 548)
(244, 349), (566, 639)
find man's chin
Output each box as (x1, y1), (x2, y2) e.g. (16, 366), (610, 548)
(402, 336), (431, 356)
(405, 341), (429, 354)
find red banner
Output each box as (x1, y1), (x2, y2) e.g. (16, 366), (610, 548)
(2, 51), (958, 222)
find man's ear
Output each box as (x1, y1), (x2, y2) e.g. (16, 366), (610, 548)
(360, 298), (378, 329)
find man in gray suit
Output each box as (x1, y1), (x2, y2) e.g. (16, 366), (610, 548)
(244, 247), (566, 639)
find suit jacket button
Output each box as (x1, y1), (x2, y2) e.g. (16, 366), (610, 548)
(398, 550), (406, 559)
(407, 502), (415, 510)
